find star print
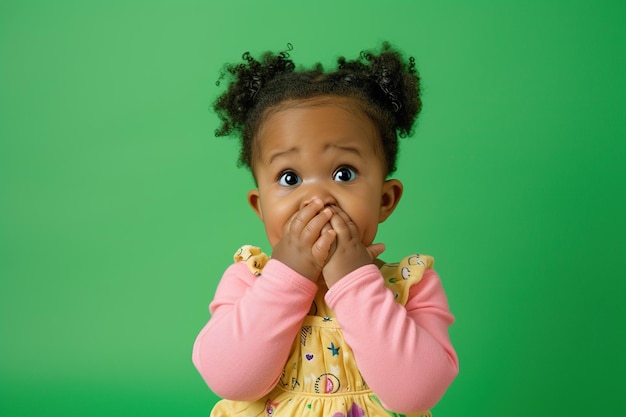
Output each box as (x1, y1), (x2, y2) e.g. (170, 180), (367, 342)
(291, 378), (300, 389)
(327, 342), (340, 356)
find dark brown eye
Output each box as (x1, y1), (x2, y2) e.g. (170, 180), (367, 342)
(333, 167), (357, 182)
(278, 171), (301, 186)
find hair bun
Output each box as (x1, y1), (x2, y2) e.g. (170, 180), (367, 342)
(358, 42), (420, 138)
(214, 44), (296, 137)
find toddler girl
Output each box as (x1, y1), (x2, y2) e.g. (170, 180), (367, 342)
(193, 43), (458, 417)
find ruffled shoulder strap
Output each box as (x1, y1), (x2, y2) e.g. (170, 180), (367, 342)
(233, 245), (269, 276)
(380, 254), (435, 305)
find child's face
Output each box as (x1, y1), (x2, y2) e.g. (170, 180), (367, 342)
(247, 97), (403, 250)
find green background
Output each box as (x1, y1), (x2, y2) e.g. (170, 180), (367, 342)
(1, 1), (624, 416)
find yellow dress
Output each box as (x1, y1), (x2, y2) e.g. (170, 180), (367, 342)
(212, 249), (435, 417)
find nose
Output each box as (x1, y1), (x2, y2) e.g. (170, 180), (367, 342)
(299, 182), (337, 209)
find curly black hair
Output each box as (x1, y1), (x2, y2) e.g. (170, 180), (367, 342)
(213, 42), (421, 176)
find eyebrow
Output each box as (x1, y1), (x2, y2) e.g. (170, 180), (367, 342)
(268, 147), (298, 165)
(267, 143), (364, 165)
(326, 144), (363, 158)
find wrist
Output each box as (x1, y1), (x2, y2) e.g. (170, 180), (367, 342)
(323, 260), (370, 288)
(271, 254), (321, 283)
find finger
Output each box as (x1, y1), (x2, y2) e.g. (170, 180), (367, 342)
(286, 199), (324, 234)
(302, 206), (334, 242)
(328, 206), (359, 240)
(330, 205), (360, 237)
(367, 243), (386, 259)
(320, 221), (332, 236)
(312, 228), (337, 265)
(328, 209), (350, 237)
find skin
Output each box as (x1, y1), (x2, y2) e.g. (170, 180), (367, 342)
(247, 96), (403, 288)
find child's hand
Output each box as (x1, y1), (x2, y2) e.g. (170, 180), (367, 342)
(271, 199), (337, 282)
(322, 205), (385, 288)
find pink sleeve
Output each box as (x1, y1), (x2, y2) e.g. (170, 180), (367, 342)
(325, 264), (458, 413)
(192, 259), (318, 401)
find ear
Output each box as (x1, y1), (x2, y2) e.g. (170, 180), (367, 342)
(379, 179), (403, 223)
(247, 189), (264, 221)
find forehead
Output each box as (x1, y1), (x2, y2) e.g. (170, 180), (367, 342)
(253, 97), (383, 162)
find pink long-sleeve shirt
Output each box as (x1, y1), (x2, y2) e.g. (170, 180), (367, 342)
(192, 258), (458, 413)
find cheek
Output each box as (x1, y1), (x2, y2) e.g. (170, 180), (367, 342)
(359, 215), (381, 244)
(340, 194), (382, 242)
(261, 201), (293, 245)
